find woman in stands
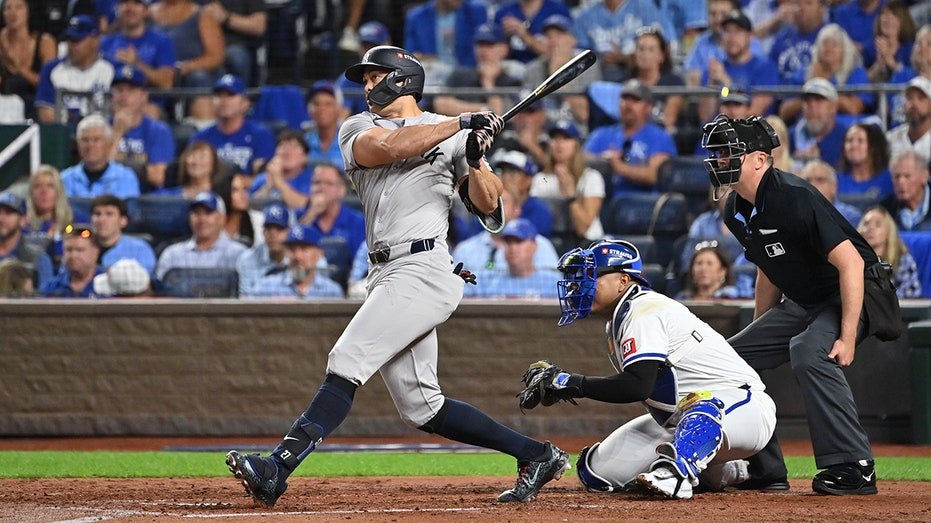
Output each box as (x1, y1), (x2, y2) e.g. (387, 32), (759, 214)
(155, 141), (221, 199)
(214, 172), (261, 247)
(865, 0), (917, 82)
(24, 165), (73, 269)
(150, 0), (224, 88)
(858, 206), (922, 298)
(805, 24), (873, 115)
(675, 243), (739, 301)
(626, 27), (684, 134)
(530, 120), (605, 241)
(0, 0), (56, 120)
(836, 123), (893, 199)
(765, 115), (795, 172)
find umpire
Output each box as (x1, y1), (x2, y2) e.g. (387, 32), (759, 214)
(701, 114), (894, 496)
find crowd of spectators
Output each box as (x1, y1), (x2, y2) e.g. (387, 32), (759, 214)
(1, 0), (930, 300)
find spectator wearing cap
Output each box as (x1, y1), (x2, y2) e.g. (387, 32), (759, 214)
(237, 201), (296, 296)
(791, 78), (859, 167)
(298, 163), (365, 286)
(336, 21), (392, 115)
(0, 191), (54, 288)
(403, 0), (488, 68)
(886, 76), (931, 158)
(684, 0), (765, 87)
(572, 0), (675, 82)
(523, 15), (602, 135)
(0, 0), (57, 121)
(246, 224), (343, 299)
(100, 0), (177, 89)
(433, 24), (521, 118)
(109, 65), (175, 191)
(35, 15), (115, 124)
(61, 115), (141, 199)
(464, 218), (561, 299)
(155, 191), (247, 279)
(251, 130), (314, 209)
(701, 11), (779, 121)
(39, 225), (104, 298)
(799, 160), (863, 226)
(495, 150), (553, 237)
(93, 258), (152, 297)
(769, 0), (827, 85)
(201, 0), (267, 84)
(886, 24), (929, 128)
(150, 0), (225, 89)
(585, 79), (677, 196)
(881, 150), (931, 231)
(627, 27), (685, 133)
(90, 194), (157, 274)
(531, 120), (605, 241)
(493, 0), (572, 63)
(190, 74), (275, 175)
(303, 81), (346, 171)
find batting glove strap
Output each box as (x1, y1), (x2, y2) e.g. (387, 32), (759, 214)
(459, 112), (505, 135)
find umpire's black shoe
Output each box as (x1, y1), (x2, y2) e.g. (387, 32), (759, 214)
(226, 450), (288, 507)
(812, 460), (878, 496)
(734, 475), (790, 492)
(497, 441), (570, 502)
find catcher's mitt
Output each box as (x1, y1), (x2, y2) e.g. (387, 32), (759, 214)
(517, 360), (579, 412)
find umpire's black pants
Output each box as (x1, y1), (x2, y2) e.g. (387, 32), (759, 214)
(728, 297), (873, 478)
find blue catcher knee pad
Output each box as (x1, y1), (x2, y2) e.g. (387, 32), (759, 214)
(652, 396), (725, 485)
(576, 443), (619, 492)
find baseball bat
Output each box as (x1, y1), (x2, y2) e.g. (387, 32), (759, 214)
(501, 49), (597, 122)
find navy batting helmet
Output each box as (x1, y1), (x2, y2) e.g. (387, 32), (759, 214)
(344, 45), (425, 106)
(701, 114), (780, 188)
(556, 240), (649, 326)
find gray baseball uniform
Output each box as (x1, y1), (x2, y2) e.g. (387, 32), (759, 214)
(332, 111), (471, 426)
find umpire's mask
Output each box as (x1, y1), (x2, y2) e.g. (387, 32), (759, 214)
(701, 114), (780, 188)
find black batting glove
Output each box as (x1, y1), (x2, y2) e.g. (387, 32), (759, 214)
(453, 262), (477, 285)
(459, 111), (505, 136)
(466, 129), (494, 169)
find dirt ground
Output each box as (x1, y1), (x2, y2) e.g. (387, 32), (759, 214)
(1, 437), (929, 523)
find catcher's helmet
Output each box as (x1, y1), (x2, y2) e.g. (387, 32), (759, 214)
(700, 114), (780, 187)
(556, 240), (649, 326)
(344, 45), (425, 106)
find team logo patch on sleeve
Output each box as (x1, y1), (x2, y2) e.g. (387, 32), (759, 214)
(621, 338), (637, 358)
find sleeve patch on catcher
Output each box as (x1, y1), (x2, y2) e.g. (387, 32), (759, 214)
(621, 338), (637, 358)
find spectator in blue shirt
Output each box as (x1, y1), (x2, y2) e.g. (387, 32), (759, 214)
(661, 0), (708, 44)
(684, 0), (766, 86)
(863, 1), (916, 78)
(155, 191), (247, 279)
(831, 0), (883, 53)
(800, 159), (864, 226)
(584, 79), (677, 196)
(61, 114), (141, 199)
(190, 74), (275, 175)
(837, 122), (894, 198)
(100, 0), (176, 89)
(153, 141), (222, 199)
(701, 11), (779, 120)
(791, 78), (859, 168)
(0, 191), (53, 288)
(246, 224), (343, 299)
(39, 225), (104, 298)
(237, 201), (293, 296)
(90, 195), (157, 274)
(493, 150), (553, 237)
(403, 0), (488, 69)
(251, 130), (314, 210)
(769, 0), (827, 85)
(572, 0), (675, 82)
(109, 65), (175, 191)
(336, 21), (392, 116)
(494, 0), (571, 63)
(303, 81), (346, 171)
(464, 218), (561, 299)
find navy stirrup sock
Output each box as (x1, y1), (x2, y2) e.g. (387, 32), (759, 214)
(272, 374), (357, 475)
(419, 398), (547, 462)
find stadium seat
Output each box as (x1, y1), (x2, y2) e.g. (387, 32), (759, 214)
(586, 157), (614, 197)
(902, 232), (931, 298)
(641, 262), (667, 295)
(253, 85), (309, 131)
(318, 235), (352, 289)
(603, 192), (688, 268)
(611, 234), (657, 265)
(540, 196), (582, 258)
(837, 192), (881, 214)
(161, 268), (239, 298)
(125, 196), (192, 246)
(657, 156), (712, 218)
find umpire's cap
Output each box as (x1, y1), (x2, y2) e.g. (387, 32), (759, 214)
(344, 45), (425, 106)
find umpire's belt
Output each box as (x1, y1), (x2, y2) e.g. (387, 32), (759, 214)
(368, 238), (436, 264)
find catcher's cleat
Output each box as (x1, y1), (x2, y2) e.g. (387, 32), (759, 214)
(636, 465), (693, 500)
(226, 450), (288, 507)
(497, 441), (570, 502)
(812, 460), (877, 496)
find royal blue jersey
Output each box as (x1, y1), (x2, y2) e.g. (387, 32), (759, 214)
(585, 123), (677, 195)
(116, 115), (175, 166)
(190, 119), (275, 174)
(770, 24), (823, 85)
(573, 0), (675, 57)
(493, 0), (572, 63)
(100, 28), (177, 72)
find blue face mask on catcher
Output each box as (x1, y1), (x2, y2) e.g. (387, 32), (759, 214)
(556, 248), (598, 326)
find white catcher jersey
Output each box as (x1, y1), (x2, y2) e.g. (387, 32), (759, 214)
(338, 111), (471, 249)
(606, 284), (765, 423)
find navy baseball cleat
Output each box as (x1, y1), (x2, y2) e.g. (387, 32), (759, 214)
(812, 460), (877, 495)
(226, 450), (288, 506)
(497, 442), (570, 502)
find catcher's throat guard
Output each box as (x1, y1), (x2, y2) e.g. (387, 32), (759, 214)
(701, 114), (781, 188)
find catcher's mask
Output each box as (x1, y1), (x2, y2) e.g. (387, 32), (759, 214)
(701, 114), (780, 189)
(556, 240), (650, 326)
(344, 45), (425, 107)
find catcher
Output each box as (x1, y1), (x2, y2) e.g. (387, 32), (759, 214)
(519, 239), (777, 499)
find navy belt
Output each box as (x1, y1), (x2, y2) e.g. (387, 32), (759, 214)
(368, 238), (436, 264)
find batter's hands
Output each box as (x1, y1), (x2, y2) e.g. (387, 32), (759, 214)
(828, 339), (856, 367)
(466, 129), (494, 168)
(459, 111), (505, 136)
(453, 262), (477, 285)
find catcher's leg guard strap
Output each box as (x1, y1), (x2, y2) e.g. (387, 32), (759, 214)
(653, 397), (725, 485)
(576, 443), (618, 493)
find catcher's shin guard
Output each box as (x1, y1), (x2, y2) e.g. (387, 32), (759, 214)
(652, 394), (725, 485)
(576, 443), (619, 492)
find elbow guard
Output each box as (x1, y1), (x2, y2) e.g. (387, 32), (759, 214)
(457, 178), (504, 233)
